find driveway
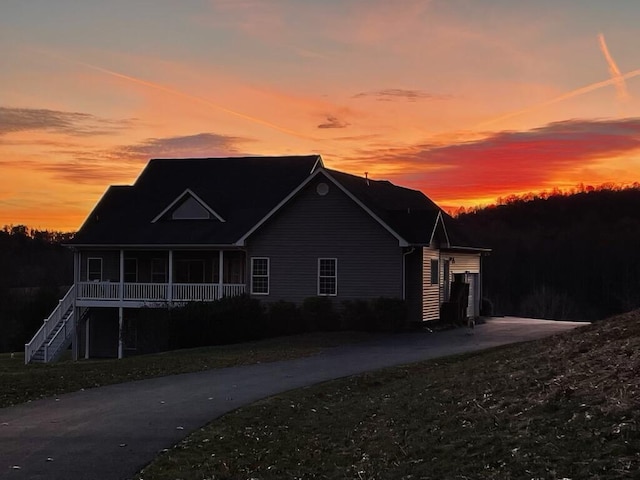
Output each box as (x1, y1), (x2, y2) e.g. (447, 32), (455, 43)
(0, 317), (586, 480)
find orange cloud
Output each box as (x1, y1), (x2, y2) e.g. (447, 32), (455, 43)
(354, 118), (640, 204)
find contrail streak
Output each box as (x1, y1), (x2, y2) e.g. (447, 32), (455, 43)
(478, 67), (640, 128)
(598, 33), (630, 101)
(31, 48), (317, 141)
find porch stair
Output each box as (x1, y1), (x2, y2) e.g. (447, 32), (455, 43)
(25, 285), (78, 364)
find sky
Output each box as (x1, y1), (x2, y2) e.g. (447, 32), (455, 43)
(2, 0), (640, 231)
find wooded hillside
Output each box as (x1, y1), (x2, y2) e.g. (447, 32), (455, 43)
(0, 226), (73, 352)
(457, 187), (640, 320)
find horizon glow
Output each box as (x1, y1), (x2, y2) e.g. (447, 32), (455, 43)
(2, 0), (640, 231)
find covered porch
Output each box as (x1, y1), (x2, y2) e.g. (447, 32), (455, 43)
(75, 248), (246, 306)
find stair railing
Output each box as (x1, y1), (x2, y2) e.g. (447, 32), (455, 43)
(25, 285), (76, 364)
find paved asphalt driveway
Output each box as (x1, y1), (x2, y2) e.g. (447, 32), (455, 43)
(0, 317), (586, 480)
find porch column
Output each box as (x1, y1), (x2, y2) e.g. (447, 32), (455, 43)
(218, 250), (224, 299)
(168, 250), (173, 303)
(72, 251), (80, 361)
(119, 249), (124, 301)
(74, 250), (80, 285)
(72, 306), (80, 361)
(117, 307), (124, 359)
(84, 316), (90, 360)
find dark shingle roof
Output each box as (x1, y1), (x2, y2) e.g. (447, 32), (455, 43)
(72, 156), (321, 245)
(71, 155), (483, 250)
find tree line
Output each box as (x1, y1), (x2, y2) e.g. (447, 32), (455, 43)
(0, 226), (74, 352)
(456, 186), (640, 321)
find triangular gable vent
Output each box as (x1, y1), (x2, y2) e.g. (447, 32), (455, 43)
(152, 189), (225, 223)
(429, 211), (450, 248)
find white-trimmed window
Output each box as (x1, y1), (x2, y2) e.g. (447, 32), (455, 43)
(124, 258), (138, 283)
(175, 259), (205, 283)
(318, 258), (337, 296)
(87, 257), (103, 282)
(151, 258), (167, 283)
(251, 257), (269, 295)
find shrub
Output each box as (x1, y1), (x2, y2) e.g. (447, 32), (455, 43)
(301, 296), (340, 332)
(480, 297), (494, 317)
(266, 300), (303, 336)
(340, 299), (373, 331)
(168, 295), (265, 349)
(371, 297), (408, 332)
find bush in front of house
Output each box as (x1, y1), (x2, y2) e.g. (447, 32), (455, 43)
(340, 297), (408, 332)
(168, 295), (266, 349)
(265, 300), (304, 336)
(340, 299), (373, 331)
(370, 297), (409, 332)
(301, 296), (340, 332)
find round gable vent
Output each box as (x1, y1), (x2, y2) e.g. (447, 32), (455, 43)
(316, 182), (329, 196)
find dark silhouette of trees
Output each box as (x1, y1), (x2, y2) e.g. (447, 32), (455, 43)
(457, 186), (640, 320)
(0, 226), (74, 352)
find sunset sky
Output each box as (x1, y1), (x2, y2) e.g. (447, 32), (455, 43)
(2, 0), (640, 231)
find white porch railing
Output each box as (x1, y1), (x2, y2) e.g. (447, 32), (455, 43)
(78, 281), (120, 300)
(77, 281), (245, 302)
(123, 283), (168, 301)
(25, 285), (76, 364)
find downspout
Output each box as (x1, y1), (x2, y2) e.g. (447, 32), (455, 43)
(401, 247), (415, 300)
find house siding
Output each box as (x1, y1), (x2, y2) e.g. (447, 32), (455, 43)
(450, 253), (481, 274)
(404, 247), (423, 323)
(80, 250), (120, 282)
(246, 176), (403, 304)
(422, 247), (440, 321)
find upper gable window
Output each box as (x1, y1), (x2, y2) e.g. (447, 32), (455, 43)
(152, 189), (225, 223)
(171, 196), (211, 220)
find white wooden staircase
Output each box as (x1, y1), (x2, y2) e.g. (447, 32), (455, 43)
(25, 285), (79, 364)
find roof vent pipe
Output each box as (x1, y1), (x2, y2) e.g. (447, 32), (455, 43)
(365, 172), (369, 186)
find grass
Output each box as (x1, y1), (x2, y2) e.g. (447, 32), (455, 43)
(0, 331), (376, 408)
(136, 311), (640, 480)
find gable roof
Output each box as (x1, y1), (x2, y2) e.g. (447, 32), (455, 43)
(324, 169), (442, 245)
(151, 188), (225, 223)
(70, 154), (486, 251)
(71, 155), (322, 246)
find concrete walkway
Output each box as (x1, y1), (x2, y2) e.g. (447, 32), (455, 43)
(0, 317), (586, 480)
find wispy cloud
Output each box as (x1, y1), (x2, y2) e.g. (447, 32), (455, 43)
(597, 33), (630, 101)
(317, 115), (350, 129)
(114, 132), (251, 159)
(0, 132), (251, 185)
(30, 48), (317, 140)
(353, 88), (451, 102)
(479, 67), (640, 128)
(0, 107), (130, 137)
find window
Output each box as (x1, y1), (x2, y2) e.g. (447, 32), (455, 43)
(430, 259), (439, 285)
(171, 196), (210, 220)
(251, 257), (269, 295)
(124, 258), (138, 283)
(318, 258), (337, 296)
(87, 258), (102, 282)
(175, 259), (205, 283)
(151, 258), (167, 283)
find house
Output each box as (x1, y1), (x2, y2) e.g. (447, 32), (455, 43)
(25, 155), (489, 363)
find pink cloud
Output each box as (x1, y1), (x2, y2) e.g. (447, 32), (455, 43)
(354, 118), (640, 202)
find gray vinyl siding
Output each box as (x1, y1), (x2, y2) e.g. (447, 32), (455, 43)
(246, 176), (403, 303)
(80, 251), (120, 282)
(422, 247), (440, 321)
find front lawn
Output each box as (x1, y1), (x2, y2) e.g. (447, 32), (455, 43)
(0, 331), (375, 408)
